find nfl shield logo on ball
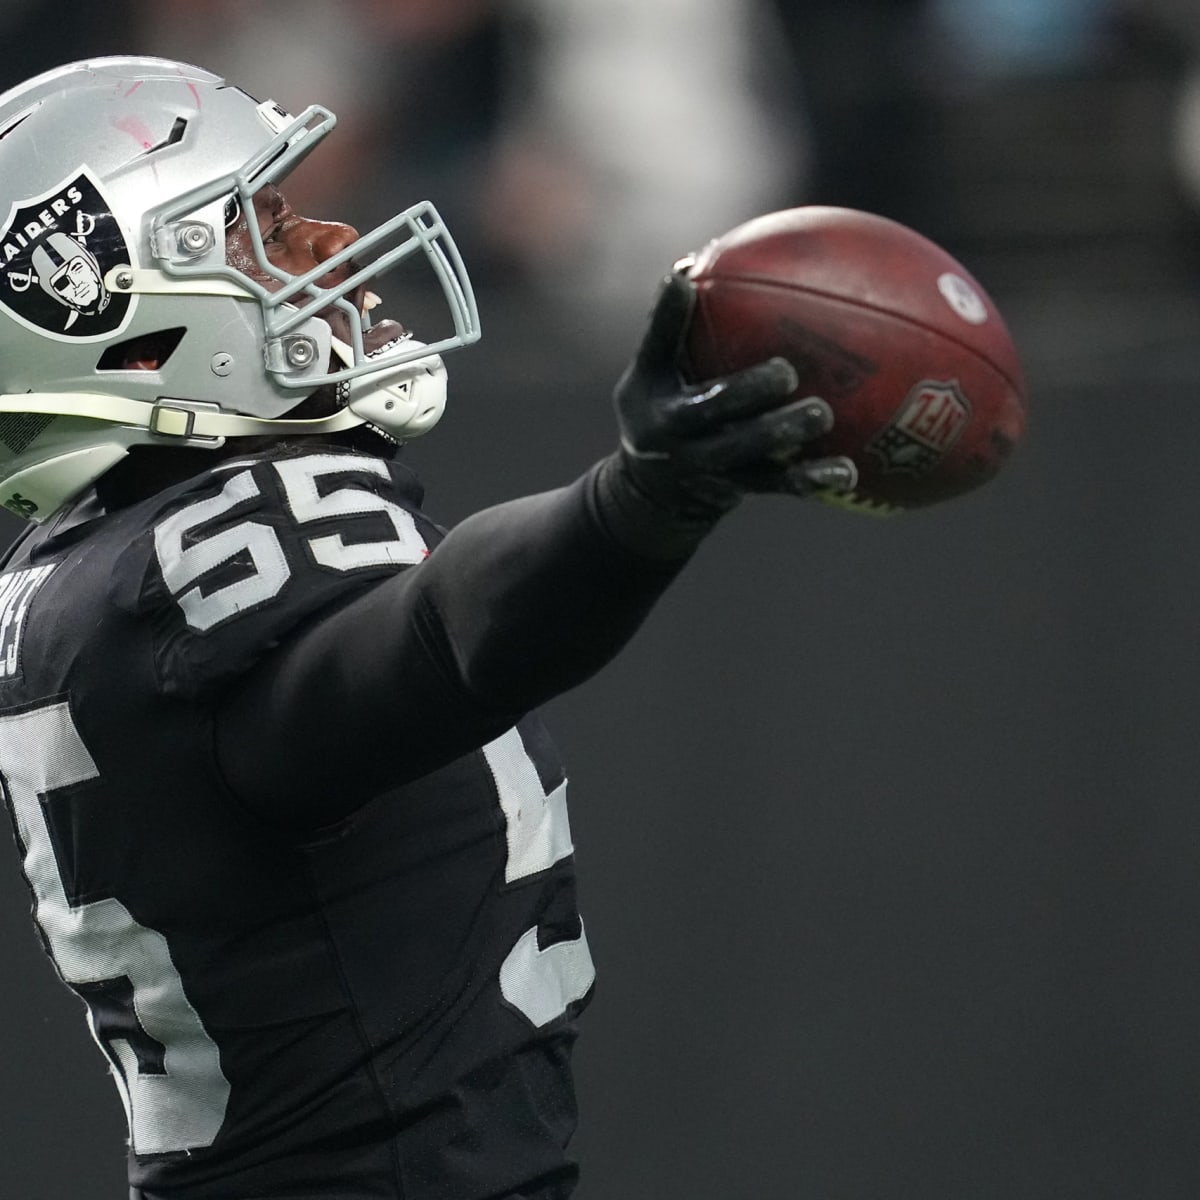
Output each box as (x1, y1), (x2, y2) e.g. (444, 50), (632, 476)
(866, 380), (971, 476)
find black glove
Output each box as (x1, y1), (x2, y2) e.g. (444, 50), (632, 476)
(594, 271), (857, 558)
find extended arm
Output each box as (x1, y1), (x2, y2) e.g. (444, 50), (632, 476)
(213, 272), (853, 827)
(212, 466), (691, 825)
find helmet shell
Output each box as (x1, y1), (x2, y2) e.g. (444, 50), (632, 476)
(0, 56), (479, 522)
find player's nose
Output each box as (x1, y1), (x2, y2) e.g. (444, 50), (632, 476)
(309, 219), (359, 262)
(292, 217), (359, 285)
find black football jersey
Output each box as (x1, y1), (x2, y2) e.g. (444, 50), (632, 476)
(0, 447), (608, 1199)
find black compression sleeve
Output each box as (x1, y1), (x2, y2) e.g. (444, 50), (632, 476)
(213, 461), (702, 826)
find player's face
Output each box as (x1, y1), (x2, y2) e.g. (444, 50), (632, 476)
(225, 187), (404, 354)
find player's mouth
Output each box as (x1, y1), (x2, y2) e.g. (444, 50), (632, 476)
(320, 286), (408, 360)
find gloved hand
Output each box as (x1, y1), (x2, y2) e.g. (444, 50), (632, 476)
(595, 270), (857, 558)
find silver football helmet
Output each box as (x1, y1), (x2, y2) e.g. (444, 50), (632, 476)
(0, 56), (480, 522)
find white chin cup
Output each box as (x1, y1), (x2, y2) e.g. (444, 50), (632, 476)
(330, 337), (448, 439)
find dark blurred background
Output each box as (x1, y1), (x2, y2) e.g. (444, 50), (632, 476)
(2, 1), (1200, 1196)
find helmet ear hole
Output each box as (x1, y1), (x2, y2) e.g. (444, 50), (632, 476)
(97, 328), (187, 371)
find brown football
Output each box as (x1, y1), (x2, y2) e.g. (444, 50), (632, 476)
(679, 206), (1027, 512)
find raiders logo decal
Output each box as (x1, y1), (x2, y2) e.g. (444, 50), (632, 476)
(0, 168), (135, 341)
(867, 379), (971, 476)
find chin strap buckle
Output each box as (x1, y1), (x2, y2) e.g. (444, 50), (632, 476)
(148, 400), (223, 444)
(149, 402), (196, 438)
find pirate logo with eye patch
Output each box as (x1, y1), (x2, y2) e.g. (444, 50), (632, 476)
(0, 168), (135, 340)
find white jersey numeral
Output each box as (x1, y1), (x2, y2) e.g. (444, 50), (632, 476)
(483, 729), (594, 1027)
(154, 470), (289, 632)
(274, 453), (427, 572)
(154, 455), (427, 631)
(0, 701), (229, 1155)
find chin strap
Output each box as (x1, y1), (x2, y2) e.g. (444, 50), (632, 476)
(0, 339), (450, 445)
(0, 391), (366, 443)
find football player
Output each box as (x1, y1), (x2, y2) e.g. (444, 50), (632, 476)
(0, 57), (853, 1199)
